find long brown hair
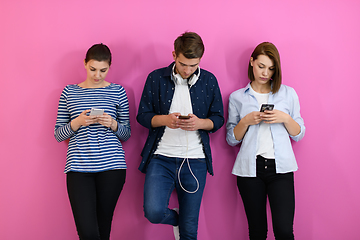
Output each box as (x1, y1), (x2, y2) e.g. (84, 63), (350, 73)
(248, 42), (282, 93)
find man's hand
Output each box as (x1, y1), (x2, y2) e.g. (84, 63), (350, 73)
(178, 114), (213, 131)
(151, 112), (181, 128)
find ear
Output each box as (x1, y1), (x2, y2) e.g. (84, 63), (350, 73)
(250, 57), (254, 67)
(84, 60), (87, 69)
(172, 51), (176, 61)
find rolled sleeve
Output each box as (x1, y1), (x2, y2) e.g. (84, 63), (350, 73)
(115, 87), (131, 141)
(226, 95), (242, 146)
(207, 79), (224, 133)
(54, 88), (75, 142)
(54, 122), (75, 142)
(289, 88), (305, 142)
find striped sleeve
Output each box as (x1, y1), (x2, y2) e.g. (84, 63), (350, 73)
(54, 87), (75, 142)
(114, 86), (131, 141)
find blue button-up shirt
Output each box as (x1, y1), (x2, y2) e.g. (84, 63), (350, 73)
(137, 62), (224, 175)
(226, 83), (305, 177)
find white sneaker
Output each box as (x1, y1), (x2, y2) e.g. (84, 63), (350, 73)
(173, 208), (180, 240)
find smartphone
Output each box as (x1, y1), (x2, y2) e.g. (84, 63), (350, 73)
(260, 104), (274, 112)
(89, 108), (104, 116)
(178, 115), (190, 119)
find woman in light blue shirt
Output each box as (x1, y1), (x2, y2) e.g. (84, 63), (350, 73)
(226, 42), (305, 240)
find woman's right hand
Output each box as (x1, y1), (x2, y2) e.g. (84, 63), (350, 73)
(70, 109), (98, 131)
(242, 111), (263, 127)
(233, 111), (262, 141)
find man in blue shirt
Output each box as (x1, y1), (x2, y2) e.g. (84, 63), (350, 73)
(137, 32), (224, 240)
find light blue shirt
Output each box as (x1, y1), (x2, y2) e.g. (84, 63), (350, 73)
(226, 83), (305, 177)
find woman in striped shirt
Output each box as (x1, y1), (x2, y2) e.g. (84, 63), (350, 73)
(55, 43), (131, 240)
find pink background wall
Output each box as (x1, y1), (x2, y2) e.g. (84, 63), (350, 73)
(1, 0), (359, 239)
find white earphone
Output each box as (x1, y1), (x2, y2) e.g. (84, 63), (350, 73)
(172, 65), (201, 87)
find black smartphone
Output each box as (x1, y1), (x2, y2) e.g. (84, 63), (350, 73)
(178, 115), (190, 119)
(260, 104), (274, 112)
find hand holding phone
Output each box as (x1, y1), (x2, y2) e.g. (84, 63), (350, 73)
(178, 115), (190, 119)
(89, 108), (104, 116)
(260, 104), (274, 112)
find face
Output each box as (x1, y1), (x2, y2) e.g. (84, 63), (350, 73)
(250, 54), (275, 86)
(172, 52), (200, 79)
(84, 60), (110, 87)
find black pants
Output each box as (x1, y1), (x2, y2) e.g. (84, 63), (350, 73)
(67, 169), (126, 240)
(237, 156), (295, 240)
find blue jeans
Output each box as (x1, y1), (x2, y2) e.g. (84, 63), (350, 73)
(144, 154), (207, 240)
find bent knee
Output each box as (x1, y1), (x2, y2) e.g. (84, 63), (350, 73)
(144, 207), (166, 224)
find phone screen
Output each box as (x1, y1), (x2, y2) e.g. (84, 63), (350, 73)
(260, 104), (274, 112)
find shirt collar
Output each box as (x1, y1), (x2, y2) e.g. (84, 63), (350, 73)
(245, 82), (274, 95)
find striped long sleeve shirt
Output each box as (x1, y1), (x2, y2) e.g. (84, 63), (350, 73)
(54, 83), (131, 173)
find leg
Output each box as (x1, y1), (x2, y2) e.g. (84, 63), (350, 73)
(176, 158), (207, 240)
(67, 172), (100, 240)
(237, 176), (268, 240)
(143, 155), (178, 226)
(95, 169), (126, 240)
(267, 172), (295, 240)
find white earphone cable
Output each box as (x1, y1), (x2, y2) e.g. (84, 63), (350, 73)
(177, 130), (199, 194)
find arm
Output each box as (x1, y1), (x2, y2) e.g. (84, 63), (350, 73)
(137, 72), (177, 130)
(54, 88), (76, 142)
(137, 73), (181, 130)
(260, 110), (300, 136)
(226, 92), (260, 146)
(175, 75), (223, 132)
(260, 88), (304, 140)
(70, 110), (98, 131)
(96, 87), (131, 141)
(136, 74), (158, 129)
(284, 116), (301, 136)
(54, 88), (101, 142)
(94, 113), (118, 131)
(151, 113), (181, 129)
(203, 75), (224, 133)
(288, 88), (305, 141)
(233, 111), (262, 140)
(177, 114), (214, 131)
(114, 87), (131, 141)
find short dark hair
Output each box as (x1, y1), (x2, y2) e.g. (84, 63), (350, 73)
(248, 42), (282, 94)
(174, 32), (204, 59)
(85, 43), (112, 66)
